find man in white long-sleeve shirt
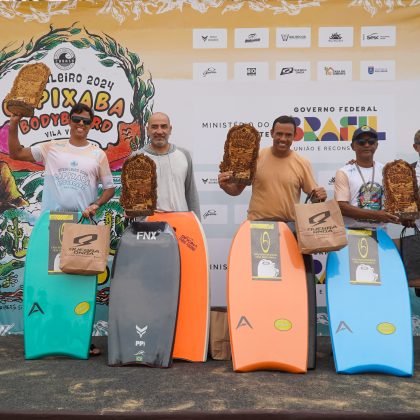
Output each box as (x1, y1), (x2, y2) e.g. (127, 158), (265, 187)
(130, 112), (201, 220)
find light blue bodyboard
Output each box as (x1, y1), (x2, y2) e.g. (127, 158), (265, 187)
(326, 228), (413, 376)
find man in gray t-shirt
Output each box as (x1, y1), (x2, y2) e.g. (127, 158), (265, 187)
(130, 112), (200, 220)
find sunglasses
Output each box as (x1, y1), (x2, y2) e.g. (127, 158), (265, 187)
(355, 138), (377, 146)
(71, 115), (92, 126)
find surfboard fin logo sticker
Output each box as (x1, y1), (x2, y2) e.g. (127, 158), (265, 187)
(236, 316), (253, 329)
(336, 321), (353, 334)
(28, 302), (44, 316)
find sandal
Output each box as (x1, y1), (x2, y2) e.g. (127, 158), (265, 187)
(89, 344), (101, 357)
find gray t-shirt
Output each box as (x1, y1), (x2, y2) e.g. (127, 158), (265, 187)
(131, 144), (201, 220)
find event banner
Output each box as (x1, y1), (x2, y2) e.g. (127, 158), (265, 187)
(0, 0), (419, 336)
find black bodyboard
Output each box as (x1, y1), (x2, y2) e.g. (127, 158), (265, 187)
(108, 221), (180, 367)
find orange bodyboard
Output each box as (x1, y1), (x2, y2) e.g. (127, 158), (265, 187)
(228, 221), (308, 373)
(147, 212), (209, 361)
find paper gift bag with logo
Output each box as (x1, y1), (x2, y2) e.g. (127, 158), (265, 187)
(60, 218), (110, 275)
(294, 198), (347, 254)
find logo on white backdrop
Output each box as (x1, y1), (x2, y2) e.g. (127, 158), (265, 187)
(53, 48), (76, 70)
(201, 205), (228, 225)
(317, 61), (352, 80)
(195, 172), (220, 192)
(193, 29), (227, 49)
(234, 62), (269, 81)
(360, 61), (396, 81)
(319, 27), (354, 47)
(361, 26), (396, 47)
(276, 27), (311, 48)
(234, 28), (269, 48)
(193, 63), (227, 81)
(276, 62), (310, 81)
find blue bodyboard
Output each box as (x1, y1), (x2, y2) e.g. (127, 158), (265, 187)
(326, 228), (413, 376)
(23, 211), (97, 359)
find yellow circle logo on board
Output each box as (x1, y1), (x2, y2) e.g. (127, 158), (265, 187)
(274, 319), (292, 331)
(97, 266), (110, 285)
(74, 302), (90, 315)
(377, 322), (396, 335)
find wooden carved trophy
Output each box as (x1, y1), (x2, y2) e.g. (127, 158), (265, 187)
(219, 123), (261, 185)
(120, 154), (157, 217)
(5, 63), (51, 117)
(383, 159), (419, 221)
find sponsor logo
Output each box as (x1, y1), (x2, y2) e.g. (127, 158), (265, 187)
(28, 302), (44, 316)
(135, 325), (148, 350)
(193, 29), (227, 49)
(276, 62), (310, 80)
(361, 26), (396, 47)
(365, 33), (388, 41)
(280, 67), (294, 75)
(203, 209), (217, 219)
(136, 231), (157, 240)
(308, 211), (331, 226)
(247, 67), (257, 76)
(291, 113), (385, 142)
(235, 28), (269, 48)
(200, 205), (228, 224)
(317, 61), (352, 80)
(236, 316), (253, 329)
(336, 321), (353, 334)
(245, 33), (261, 43)
(260, 231), (271, 254)
(319, 27), (353, 48)
(360, 61), (395, 80)
(179, 234), (198, 251)
(53, 47), (76, 70)
(202, 35), (218, 42)
(234, 62), (269, 81)
(193, 63), (227, 81)
(202, 177), (218, 185)
(325, 66), (346, 76)
(276, 27), (311, 48)
(280, 67), (307, 76)
(329, 32), (343, 41)
(329, 176), (335, 185)
(73, 233), (98, 246)
(136, 325), (148, 338)
(202, 67), (217, 77)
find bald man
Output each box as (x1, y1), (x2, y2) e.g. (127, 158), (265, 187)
(130, 112), (200, 219)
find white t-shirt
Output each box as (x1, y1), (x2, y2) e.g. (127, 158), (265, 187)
(334, 161), (384, 228)
(31, 139), (114, 212)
